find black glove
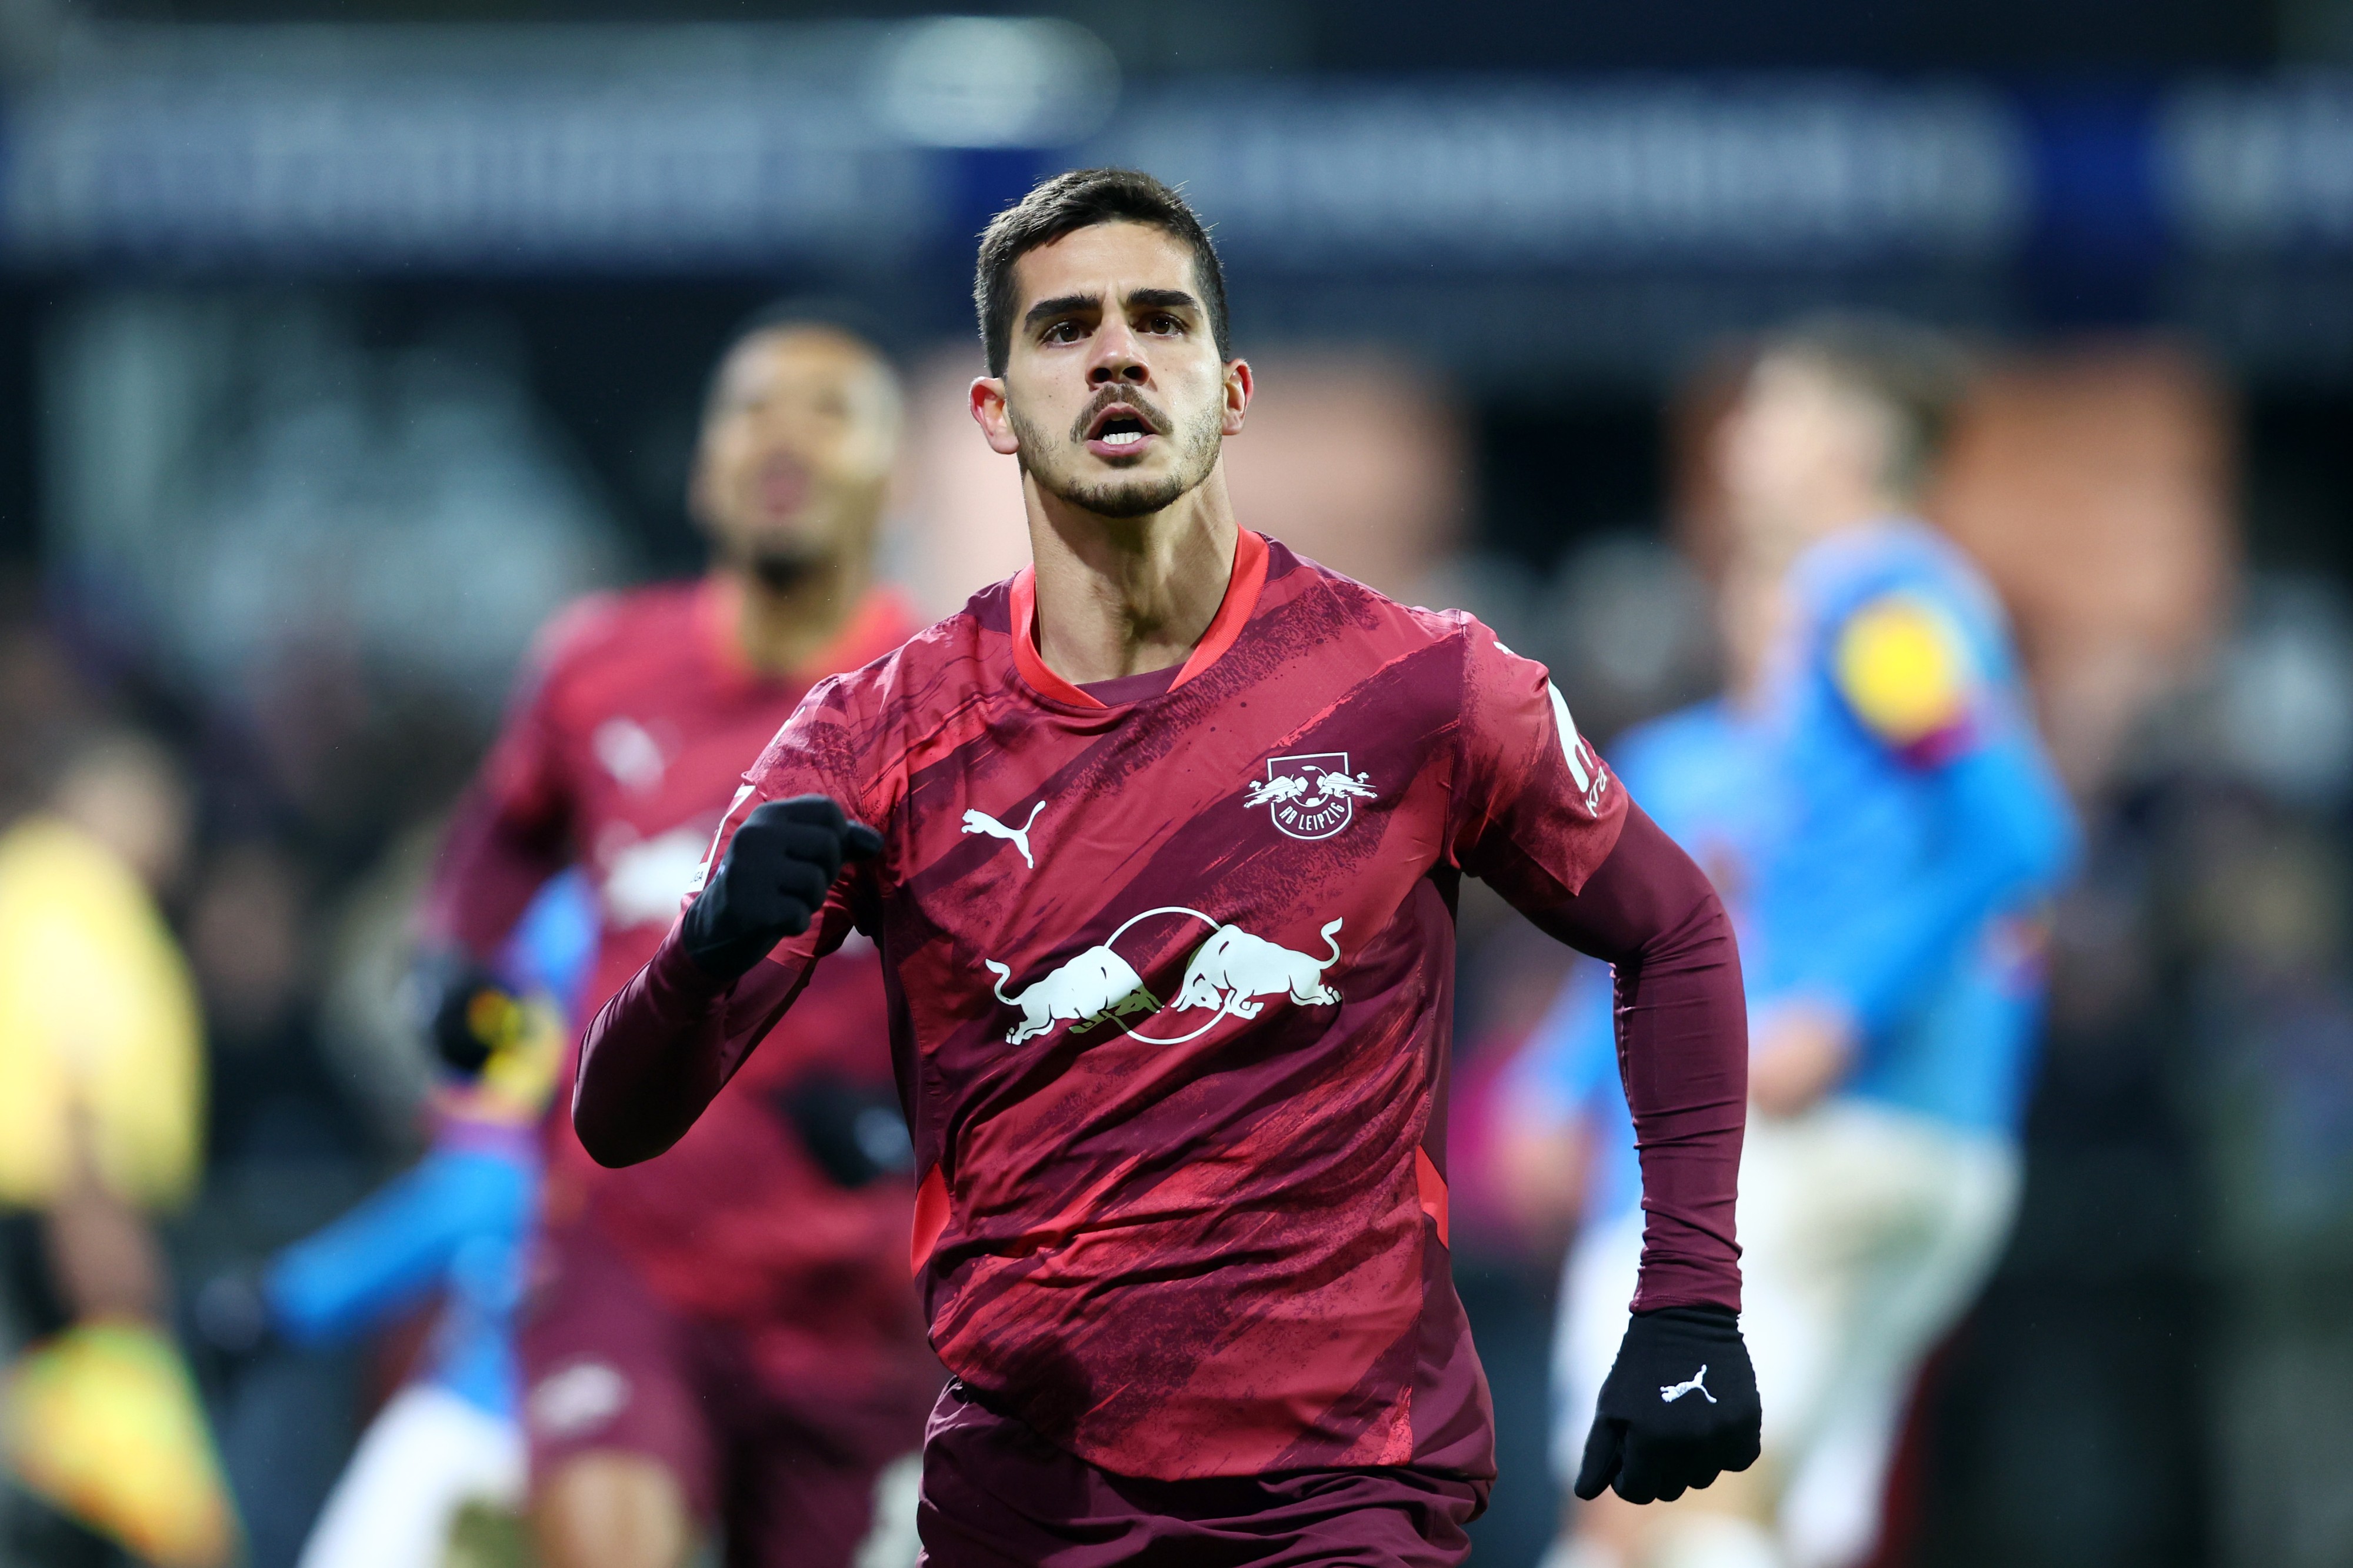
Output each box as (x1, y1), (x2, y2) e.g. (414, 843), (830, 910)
(681, 796), (883, 982)
(408, 950), (522, 1077)
(1575, 1305), (1762, 1504)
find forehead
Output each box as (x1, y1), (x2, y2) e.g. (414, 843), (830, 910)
(1009, 221), (1200, 312)
(1746, 353), (1877, 418)
(714, 327), (888, 406)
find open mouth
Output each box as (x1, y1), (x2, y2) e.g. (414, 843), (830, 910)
(1085, 405), (1158, 453)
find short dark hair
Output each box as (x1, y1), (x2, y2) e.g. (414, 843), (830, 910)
(974, 168), (1231, 377)
(1759, 313), (1972, 496)
(702, 296), (901, 419)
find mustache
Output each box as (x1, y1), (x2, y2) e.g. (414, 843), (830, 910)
(1068, 387), (1172, 444)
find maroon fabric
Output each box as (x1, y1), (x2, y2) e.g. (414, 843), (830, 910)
(579, 536), (1744, 1482)
(1075, 664), (1182, 705)
(1514, 804), (1748, 1313)
(522, 1219), (936, 1568)
(917, 1380), (1484, 1568)
(421, 578), (934, 1402)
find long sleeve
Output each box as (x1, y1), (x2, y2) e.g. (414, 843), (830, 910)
(572, 688), (874, 1168)
(1507, 806), (1747, 1312)
(572, 919), (833, 1167)
(1762, 578), (2081, 1034)
(263, 1147), (527, 1346)
(1451, 619), (1746, 1313)
(416, 611), (586, 960)
(1777, 730), (2077, 1033)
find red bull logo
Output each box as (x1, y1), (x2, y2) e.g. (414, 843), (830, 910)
(983, 949), (1159, 1045)
(1172, 918), (1344, 1019)
(984, 907), (1347, 1046)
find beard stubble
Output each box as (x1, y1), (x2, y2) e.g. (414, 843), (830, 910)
(1009, 388), (1224, 521)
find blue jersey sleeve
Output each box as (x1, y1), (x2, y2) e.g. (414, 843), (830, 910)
(1779, 580), (2081, 1032)
(262, 1147), (531, 1347)
(1795, 726), (2077, 1033)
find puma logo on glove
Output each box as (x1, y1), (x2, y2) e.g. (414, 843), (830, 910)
(1577, 1306), (1761, 1506)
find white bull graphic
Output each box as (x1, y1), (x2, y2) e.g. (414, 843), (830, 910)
(984, 949), (1161, 1045)
(1174, 918), (1345, 1019)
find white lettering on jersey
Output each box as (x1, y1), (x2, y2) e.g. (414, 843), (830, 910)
(1244, 753), (1375, 840)
(592, 718), (666, 794)
(1548, 682), (1609, 815)
(604, 825), (715, 929)
(961, 802), (1046, 869)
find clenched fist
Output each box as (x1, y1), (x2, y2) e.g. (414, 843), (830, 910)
(680, 796), (883, 982)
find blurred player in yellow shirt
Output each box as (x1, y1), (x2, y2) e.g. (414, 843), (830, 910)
(0, 732), (237, 1568)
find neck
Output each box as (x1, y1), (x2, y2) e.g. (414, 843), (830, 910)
(1754, 487), (1908, 575)
(1805, 485), (1909, 544)
(1024, 464), (1240, 684)
(715, 549), (868, 676)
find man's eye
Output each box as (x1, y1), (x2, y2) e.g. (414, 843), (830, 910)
(1145, 315), (1184, 335)
(1042, 321), (1085, 344)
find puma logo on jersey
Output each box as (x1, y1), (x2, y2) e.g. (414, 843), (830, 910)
(1659, 1366), (1715, 1404)
(961, 803), (1046, 869)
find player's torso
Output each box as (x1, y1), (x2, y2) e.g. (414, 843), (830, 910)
(879, 579), (1471, 1247)
(1759, 525), (2051, 1121)
(540, 586), (918, 1346)
(839, 553), (1493, 1477)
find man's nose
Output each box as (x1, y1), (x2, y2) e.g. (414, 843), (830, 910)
(1087, 320), (1150, 386)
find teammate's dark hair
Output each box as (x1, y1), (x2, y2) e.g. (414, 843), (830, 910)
(701, 296), (901, 419)
(1758, 313), (1972, 498)
(974, 168), (1230, 378)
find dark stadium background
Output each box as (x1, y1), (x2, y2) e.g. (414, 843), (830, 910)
(2, 3), (2351, 1566)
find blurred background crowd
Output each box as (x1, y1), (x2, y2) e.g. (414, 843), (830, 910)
(1, 1), (2351, 1566)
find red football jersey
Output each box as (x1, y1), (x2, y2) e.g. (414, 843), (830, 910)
(424, 579), (932, 1396)
(653, 531), (1708, 1480)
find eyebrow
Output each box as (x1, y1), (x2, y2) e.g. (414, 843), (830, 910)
(1023, 293), (1099, 333)
(1126, 288), (1201, 314)
(1022, 287), (1203, 333)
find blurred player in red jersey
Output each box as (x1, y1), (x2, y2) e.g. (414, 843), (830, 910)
(574, 170), (1761, 1566)
(414, 309), (938, 1568)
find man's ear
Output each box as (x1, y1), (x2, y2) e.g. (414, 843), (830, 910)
(1222, 358), (1254, 437)
(970, 377), (1021, 457)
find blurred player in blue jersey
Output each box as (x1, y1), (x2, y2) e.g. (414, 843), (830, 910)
(1527, 318), (2079, 1568)
(198, 873), (595, 1568)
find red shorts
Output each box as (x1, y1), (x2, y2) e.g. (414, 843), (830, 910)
(916, 1380), (1487, 1567)
(520, 1220), (931, 1568)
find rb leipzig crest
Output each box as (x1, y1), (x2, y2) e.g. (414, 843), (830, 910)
(1243, 752), (1377, 842)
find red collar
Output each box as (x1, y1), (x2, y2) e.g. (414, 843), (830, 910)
(1008, 529), (1270, 710)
